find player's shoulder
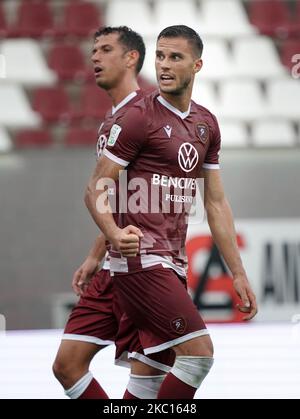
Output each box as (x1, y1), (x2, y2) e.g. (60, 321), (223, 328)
(118, 90), (160, 123)
(131, 89), (160, 111)
(191, 100), (218, 123)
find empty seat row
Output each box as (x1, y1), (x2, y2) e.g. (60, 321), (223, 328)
(141, 36), (287, 82)
(1, 120), (298, 152)
(0, 1), (102, 38)
(248, 0), (300, 38)
(219, 120), (299, 147)
(1, 78), (299, 131)
(106, 0), (257, 39)
(192, 78), (300, 122)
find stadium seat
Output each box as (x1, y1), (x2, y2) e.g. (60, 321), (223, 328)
(198, 38), (234, 80)
(192, 80), (219, 115)
(10, 0), (55, 38)
(280, 39), (300, 71)
(32, 87), (72, 123)
(153, 0), (199, 34)
(248, 0), (296, 38)
(232, 36), (286, 79)
(267, 79), (300, 120)
(200, 0), (256, 38)
(64, 126), (98, 147)
(0, 39), (57, 86)
(48, 44), (92, 82)
(0, 3), (8, 38)
(58, 2), (102, 37)
(106, 0), (154, 38)
(14, 129), (53, 148)
(0, 84), (41, 128)
(218, 80), (266, 121)
(76, 84), (112, 121)
(251, 120), (297, 147)
(218, 120), (249, 147)
(0, 126), (13, 152)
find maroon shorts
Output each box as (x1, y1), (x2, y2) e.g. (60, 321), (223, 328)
(63, 269), (174, 372)
(114, 267), (209, 355)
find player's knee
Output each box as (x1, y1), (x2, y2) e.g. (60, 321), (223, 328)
(52, 358), (78, 385)
(52, 359), (68, 382)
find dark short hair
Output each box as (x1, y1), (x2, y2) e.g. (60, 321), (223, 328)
(94, 26), (145, 74)
(157, 25), (203, 58)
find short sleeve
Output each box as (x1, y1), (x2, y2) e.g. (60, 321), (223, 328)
(203, 114), (221, 170)
(103, 105), (147, 167)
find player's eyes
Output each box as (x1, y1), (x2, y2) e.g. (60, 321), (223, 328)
(156, 53), (164, 60)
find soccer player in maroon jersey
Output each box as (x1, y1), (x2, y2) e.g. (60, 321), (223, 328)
(52, 26), (173, 400)
(85, 25), (258, 399)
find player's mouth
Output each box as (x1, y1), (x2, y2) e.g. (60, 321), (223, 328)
(159, 74), (175, 85)
(94, 66), (103, 77)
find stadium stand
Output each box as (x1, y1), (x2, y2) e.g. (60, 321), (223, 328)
(14, 128), (53, 148)
(32, 86), (72, 123)
(48, 44), (92, 82)
(0, 84), (41, 128)
(9, 0), (55, 38)
(0, 38), (57, 86)
(0, 126), (13, 152)
(106, 0), (154, 38)
(0, 0), (299, 150)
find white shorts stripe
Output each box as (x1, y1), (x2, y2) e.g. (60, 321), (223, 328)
(62, 333), (114, 346)
(144, 329), (209, 355)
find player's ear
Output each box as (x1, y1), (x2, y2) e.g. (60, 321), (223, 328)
(126, 50), (139, 70)
(194, 58), (203, 74)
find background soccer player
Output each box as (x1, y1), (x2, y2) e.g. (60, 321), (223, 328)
(85, 25), (258, 399)
(53, 26), (173, 400)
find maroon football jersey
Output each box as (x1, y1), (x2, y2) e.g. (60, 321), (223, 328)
(95, 89), (144, 270)
(103, 91), (221, 276)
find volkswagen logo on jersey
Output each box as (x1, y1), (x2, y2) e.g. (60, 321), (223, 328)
(196, 122), (209, 144)
(178, 143), (199, 173)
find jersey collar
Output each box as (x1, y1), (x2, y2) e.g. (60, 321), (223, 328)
(112, 91), (138, 115)
(157, 95), (191, 119)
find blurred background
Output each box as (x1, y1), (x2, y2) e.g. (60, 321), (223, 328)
(0, 0), (300, 399)
(1, 0), (300, 330)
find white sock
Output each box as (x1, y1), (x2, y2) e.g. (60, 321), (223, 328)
(171, 356), (214, 388)
(127, 374), (166, 399)
(64, 371), (93, 399)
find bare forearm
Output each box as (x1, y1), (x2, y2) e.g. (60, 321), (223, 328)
(206, 198), (245, 277)
(85, 182), (119, 244)
(87, 234), (107, 261)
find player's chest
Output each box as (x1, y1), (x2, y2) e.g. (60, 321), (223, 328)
(146, 120), (210, 172)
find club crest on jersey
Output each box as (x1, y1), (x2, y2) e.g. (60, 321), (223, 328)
(196, 122), (209, 144)
(170, 317), (187, 334)
(108, 124), (122, 146)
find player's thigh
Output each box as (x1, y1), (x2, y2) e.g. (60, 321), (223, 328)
(130, 359), (165, 376)
(54, 339), (105, 370)
(173, 334), (214, 357)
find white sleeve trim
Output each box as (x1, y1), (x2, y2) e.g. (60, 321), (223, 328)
(202, 163), (220, 170)
(103, 148), (130, 167)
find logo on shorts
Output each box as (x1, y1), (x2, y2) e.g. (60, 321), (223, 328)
(196, 123), (209, 144)
(171, 317), (187, 334)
